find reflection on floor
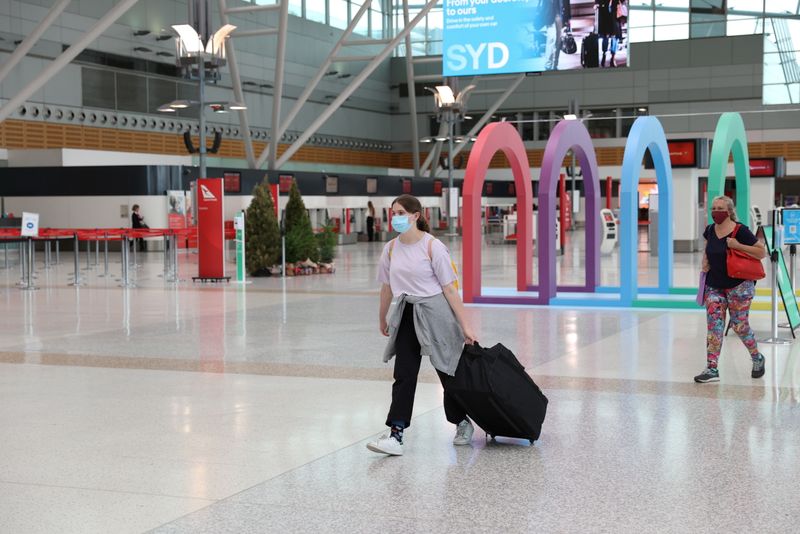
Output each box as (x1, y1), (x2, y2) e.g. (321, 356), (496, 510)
(1, 234), (798, 533)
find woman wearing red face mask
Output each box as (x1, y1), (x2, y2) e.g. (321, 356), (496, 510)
(695, 195), (767, 383)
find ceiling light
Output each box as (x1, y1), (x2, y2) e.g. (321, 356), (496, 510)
(155, 35), (172, 41)
(324, 70), (339, 76)
(229, 102), (247, 110)
(564, 114), (578, 120)
(169, 100), (191, 109)
(133, 30), (151, 37)
(435, 136), (448, 142)
(434, 85), (455, 105)
(133, 46), (152, 53)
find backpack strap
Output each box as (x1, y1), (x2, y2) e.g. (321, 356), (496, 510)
(731, 224), (741, 238)
(388, 238), (396, 260)
(427, 234), (434, 260)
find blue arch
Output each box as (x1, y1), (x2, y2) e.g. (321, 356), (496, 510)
(620, 117), (674, 305)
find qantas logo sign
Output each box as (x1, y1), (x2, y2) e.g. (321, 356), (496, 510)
(200, 184), (217, 201)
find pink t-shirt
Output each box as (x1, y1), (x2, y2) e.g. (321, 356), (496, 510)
(377, 234), (457, 297)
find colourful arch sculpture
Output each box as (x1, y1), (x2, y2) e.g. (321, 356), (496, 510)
(707, 112), (751, 225)
(536, 119), (601, 303)
(619, 116), (674, 305)
(462, 122), (533, 304)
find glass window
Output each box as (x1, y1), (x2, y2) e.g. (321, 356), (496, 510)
(728, 0), (764, 14)
(584, 108), (617, 139)
(148, 78), (177, 113)
(628, 8), (654, 42)
(82, 68), (116, 110)
(329, 0), (349, 28)
(691, 13), (725, 38)
(764, 1), (800, 16)
(116, 73), (148, 113)
(306, 0), (326, 23)
(371, 8), (384, 39)
(726, 15), (763, 36)
(654, 10), (689, 40)
(288, 0), (303, 17)
(353, 1), (369, 35)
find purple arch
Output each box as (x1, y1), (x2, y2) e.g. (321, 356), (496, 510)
(536, 120), (601, 303)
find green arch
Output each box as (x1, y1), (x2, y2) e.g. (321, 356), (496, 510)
(707, 112), (751, 225)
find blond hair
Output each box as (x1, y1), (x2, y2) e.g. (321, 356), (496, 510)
(712, 195), (738, 222)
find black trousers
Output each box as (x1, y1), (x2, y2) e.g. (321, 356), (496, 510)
(366, 216), (375, 242)
(385, 304), (466, 429)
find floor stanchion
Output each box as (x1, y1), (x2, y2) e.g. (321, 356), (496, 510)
(71, 233), (83, 286)
(762, 209), (792, 344)
(102, 233), (109, 278)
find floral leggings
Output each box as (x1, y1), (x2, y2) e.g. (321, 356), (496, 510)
(705, 280), (760, 368)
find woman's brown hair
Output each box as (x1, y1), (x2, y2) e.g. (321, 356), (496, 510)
(391, 194), (430, 232)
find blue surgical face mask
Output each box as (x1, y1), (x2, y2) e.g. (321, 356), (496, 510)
(392, 215), (412, 233)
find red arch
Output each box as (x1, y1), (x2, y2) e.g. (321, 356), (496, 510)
(462, 122), (533, 303)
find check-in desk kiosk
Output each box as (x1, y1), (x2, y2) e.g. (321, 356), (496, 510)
(751, 205), (763, 228)
(600, 208), (618, 255)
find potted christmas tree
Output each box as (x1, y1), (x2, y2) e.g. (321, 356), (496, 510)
(245, 179), (281, 276)
(284, 181), (319, 275)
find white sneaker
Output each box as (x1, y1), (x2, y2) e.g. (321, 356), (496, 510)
(453, 419), (474, 446)
(366, 434), (403, 456)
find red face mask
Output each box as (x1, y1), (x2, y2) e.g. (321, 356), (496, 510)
(711, 211), (729, 225)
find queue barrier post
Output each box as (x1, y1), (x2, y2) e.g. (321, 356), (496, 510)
(121, 236), (130, 288)
(103, 233), (109, 278)
(762, 209), (792, 344)
(25, 237), (36, 290)
(71, 233), (83, 286)
(55, 239), (60, 265)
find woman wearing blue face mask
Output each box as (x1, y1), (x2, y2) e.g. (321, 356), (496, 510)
(367, 194), (478, 456)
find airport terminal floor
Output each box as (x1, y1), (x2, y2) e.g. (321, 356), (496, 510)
(2, 234), (800, 533)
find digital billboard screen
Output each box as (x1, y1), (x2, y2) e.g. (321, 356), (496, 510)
(443, 0), (629, 77)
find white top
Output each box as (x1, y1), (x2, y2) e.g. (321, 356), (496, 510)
(377, 234), (457, 297)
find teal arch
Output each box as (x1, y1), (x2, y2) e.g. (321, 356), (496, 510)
(707, 112), (751, 225)
(620, 117), (674, 305)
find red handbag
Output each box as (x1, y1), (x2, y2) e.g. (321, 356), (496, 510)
(726, 225), (765, 280)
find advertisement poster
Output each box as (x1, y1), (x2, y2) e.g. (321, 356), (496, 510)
(167, 190), (188, 248)
(443, 0), (629, 76)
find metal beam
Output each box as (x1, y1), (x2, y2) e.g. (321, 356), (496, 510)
(267, 0), (290, 168)
(432, 73), (525, 175)
(343, 39), (393, 46)
(219, 0), (255, 168)
(402, 0), (420, 176)
(332, 55), (377, 62)
(414, 74), (445, 82)
(225, 4), (280, 14)
(255, 0), (374, 169)
(0, 0), (141, 124)
(231, 28), (279, 38)
(420, 120), (448, 175)
(0, 0), (72, 85)
(412, 56), (442, 64)
(275, 0), (439, 170)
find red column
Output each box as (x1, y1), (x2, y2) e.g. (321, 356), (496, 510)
(270, 184), (279, 219)
(197, 178), (225, 279)
(606, 176), (613, 210)
(345, 208), (351, 234)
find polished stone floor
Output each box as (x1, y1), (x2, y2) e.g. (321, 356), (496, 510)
(1, 233), (799, 533)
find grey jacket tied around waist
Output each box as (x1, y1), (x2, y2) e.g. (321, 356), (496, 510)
(383, 293), (464, 376)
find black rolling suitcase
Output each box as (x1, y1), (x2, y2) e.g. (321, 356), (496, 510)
(581, 11), (600, 68)
(446, 343), (548, 443)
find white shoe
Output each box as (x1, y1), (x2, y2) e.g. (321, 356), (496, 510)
(366, 434), (403, 456)
(453, 419), (474, 446)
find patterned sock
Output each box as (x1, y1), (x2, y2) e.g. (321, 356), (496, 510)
(390, 425), (404, 444)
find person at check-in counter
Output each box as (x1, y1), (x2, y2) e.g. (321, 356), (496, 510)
(130, 204), (148, 252)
